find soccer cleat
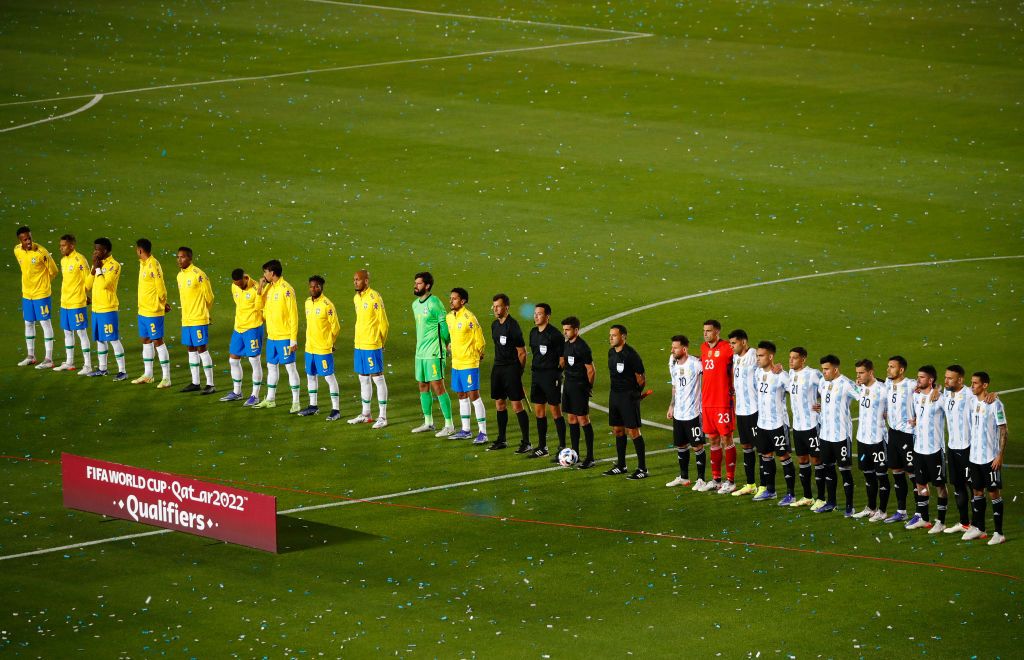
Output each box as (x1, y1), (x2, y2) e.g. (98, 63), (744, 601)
(812, 502), (836, 513)
(810, 499), (826, 510)
(242, 395), (259, 407)
(844, 507), (856, 518)
(410, 422), (435, 433)
(200, 385), (216, 395)
(928, 521), (946, 534)
(868, 510), (888, 523)
(732, 483), (757, 497)
(77, 366), (93, 376)
(252, 398), (277, 409)
(513, 443), (533, 455)
(883, 511), (908, 524)
(666, 476), (691, 488)
(156, 378), (172, 389)
(326, 410), (342, 421)
(791, 497), (815, 508)
(180, 383), (201, 392)
(434, 426), (455, 438)
(34, 359), (54, 370)
(131, 375), (154, 385)
(691, 478), (708, 492)
(17, 356), (37, 367)
(577, 457), (596, 470)
(371, 417), (388, 429)
(943, 522), (969, 534)
(53, 362), (76, 372)
(449, 430), (473, 440)
(717, 481), (736, 495)
(850, 507), (875, 519)
(777, 493), (797, 507)
(472, 433), (489, 445)
(987, 532), (1006, 545)
(697, 479), (720, 493)
(527, 447), (549, 458)
(961, 526), (988, 541)
(297, 405), (319, 416)
(602, 465), (630, 476)
(219, 392), (243, 402)
(112, 372), (128, 382)
(289, 402), (301, 414)
(88, 369), (108, 377)
(904, 514), (932, 530)
(486, 440), (507, 452)
(626, 469), (649, 480)
(348, 414), (373, 425)
(752, 487), (777, 502)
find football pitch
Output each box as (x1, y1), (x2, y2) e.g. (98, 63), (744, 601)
(2, 0), (1022, 655)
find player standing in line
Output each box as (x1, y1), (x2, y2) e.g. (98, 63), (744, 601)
(55, 234), (92, 374)
(850, 359), (890, 521)
(176, 247), (215, 394)
(814, 355), (857, 515)
(350, 270), (389, 428)
(221, 269), (264, 405)
(445, 287), (488, 443)
(488, 294), (530, 452)
(941, 365), (977, 535)
(85, 238), (127, 379)
(883, 355), (918, 523)
(728, 329), (758, 496)
(603, 324), (648, 479)
(561, 317), (596, 468)
(298, 276), (341, 420)
(905, 365), (948, 531)
(962, 372), (1008, 544)
(132, 239), (171, 387)
(699, 320), (735, 493)
(409, 272), (454, 436)
(751, 341), (792, 502)
(787, 347), (823, 508)
(253, 260), (301, 412)
(14, 226), (58, 368)
(527, 303), (566, 459)
(666, 334), (703, 488)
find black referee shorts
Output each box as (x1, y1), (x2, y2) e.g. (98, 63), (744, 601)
(490, 363), (525, 401)
(608, 391), (642, 429)
(562, 381), (590, 416)
(530, 369), (562, 406)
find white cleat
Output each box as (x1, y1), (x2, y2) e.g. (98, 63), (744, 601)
(410, 422), (435, 433)
(987, 532), (1006, 546)
(78, 366), (93, 376)
(371, 417), (388, 429)
(928, 521), (946, 534)
(961, 526), (987, 541)
(434, 425), (455, 438)
(943, 522), (969, 535)
(868, 510), (888, 523)
(716, 481), (736, 495)
(348, 414), (373, 425)
(850, 507), (875, 519)
(17, 356), (36, 367)
(666, 476), (691, 488)
(52, 362), (75, 372)
(34, 359), (54, 370)
(697, 479), (720, 492)
(690, 478), (708, 492)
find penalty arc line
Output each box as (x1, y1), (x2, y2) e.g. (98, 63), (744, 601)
(0, 94), (103, 133)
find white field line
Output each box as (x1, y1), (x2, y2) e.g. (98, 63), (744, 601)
(0, 94), (103, 133)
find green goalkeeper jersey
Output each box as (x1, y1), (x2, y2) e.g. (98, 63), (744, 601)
(412, 294), (450, 359)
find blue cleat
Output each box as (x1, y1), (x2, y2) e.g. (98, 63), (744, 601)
(844, 506), (856, 518)
(883, 511), (908, 524)
(752, 488), (777, 502)
(242, 395), (259, 407)
(220, 392), (244, 402)
(812, 502), (837, 513)
(777, 493), (797, 507)
(88, 369), (108, 377)
(112, 372), (128, 381)
(472, 432), (489, 445)
(449, 430), (473, 440)
(297, 405), (319, 417)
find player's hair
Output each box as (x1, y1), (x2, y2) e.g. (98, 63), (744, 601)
(611, 324), (628, 336)
(918, 365), (937, 382)
(790, 346), (807, 358)
(262, 259), (282, 276)
(535, 302), (552, 316)
(415, 271), (433, 290)
(136, 238), (152, 253)
(231, 268), (245, 281)
(820, 354), (840, 366)
(727, 328), (747, 341)
(855, 358), (874, 371)
(492, 293), (510, 305)
(973, 371), (990, 385)
(671, 334), (689, 347)
(60, 234), (75, 244)
(309, 275), (325, 286)
(451, 287), (468, 302)
(946, 364), (965, 376)
(94, 237), (112, 251)
(177, 246), (193, 258)
(703, 319), (721, 330)
(888, 355), (907, 369)
(15, 226), (30, 236)
(757, 340), (776, 354)
(562, 316), (580, 329)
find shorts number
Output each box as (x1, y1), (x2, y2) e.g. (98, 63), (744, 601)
(40, 305), (49, 315)
(432, 364), (438, 377)
(872, 451), (885, 464)
(322, 359), (329, 370)
(840, 444), (848, 459)
(75, 313), (85, 324)
(103, 323), (114, 334)
(906, 451), (913, 464)
(150, 323), (157, 334)
(467, 373), (473, 385)
(690, 426), (701, 439)
(717, 412), (730, 424)
(989, 470), (999, 483)
(250, 339), (259, 351)
(283, 345), (291, 356)
(196, 329), (203, 340)
(773, 435), (787, 450)
(704, 359), (715, 370)
(809, 436), (820, 450)
(367, 357), (375, 368)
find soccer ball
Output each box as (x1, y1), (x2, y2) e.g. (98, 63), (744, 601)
(557, 447), (578, 467)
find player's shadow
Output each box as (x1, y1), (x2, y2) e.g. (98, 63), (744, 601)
(276, 515), (378, 553)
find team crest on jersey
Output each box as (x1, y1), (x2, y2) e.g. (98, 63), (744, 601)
(457, 322), (462, 329)
(315, 308), (321, 315)
(363, 303), (368, 309)
(186, 279), (192, 286)
(762, 374), (768, 382)
(616, 362), (624, 373)
(567, 356), (575, 366)
(714, 350), (719, 357)
(31, 257), (37, 264)
(539, 345), (547, 355)
(499, 335), (506, 345)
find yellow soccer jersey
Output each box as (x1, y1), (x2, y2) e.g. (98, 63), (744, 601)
(85, 255), (121, 313)
(446, 307), (485, 370)
(137, 255), (168, 317)
(59, 251), (90, 309)
(353, 287), (389, 349)
(177, 265), (214, 326)
(305, 295), (340, 355)
(14, 243), (58, 300)
(263, 278), (298, 343)
(232, 279), (263, 332)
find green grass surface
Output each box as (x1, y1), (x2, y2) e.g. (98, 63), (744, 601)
(2, 0), (1022, 655)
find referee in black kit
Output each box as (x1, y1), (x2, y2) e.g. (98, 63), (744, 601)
(604, 324), (649, 479)
(527, 303), (566, 459)
(561, 316), (596, 468)
(488, 293), (530, 452)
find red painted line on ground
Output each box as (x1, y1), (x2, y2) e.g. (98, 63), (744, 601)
(1, 455), (58, 464)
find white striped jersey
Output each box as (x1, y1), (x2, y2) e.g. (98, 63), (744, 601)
(913, 390), (947, 454)
(670, 355), (703, 421)
(817, 375), (856, 442)
(969, 398), (1007, 464)
(885, 377), (917, 433)
(855, 380), (888, 445)
(755, 368), (790, 430)
(733, 348), (759, 416)
(787, 367), (822, 431)
(944, 387), (977, 451)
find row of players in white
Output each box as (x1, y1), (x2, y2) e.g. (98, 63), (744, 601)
(666, 338), (1007, 545)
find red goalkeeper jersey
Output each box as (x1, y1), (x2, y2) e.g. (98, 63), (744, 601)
(700, 340), (734, 408)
